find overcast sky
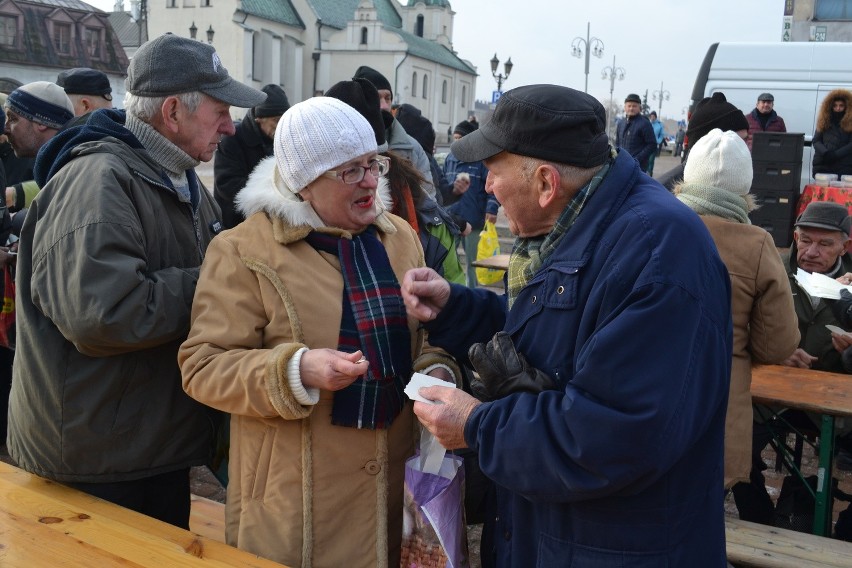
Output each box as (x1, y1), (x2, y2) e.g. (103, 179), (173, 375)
(87, 0), (786, 121)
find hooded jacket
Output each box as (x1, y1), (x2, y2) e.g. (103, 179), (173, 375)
(7, 109), (222, 482)
(214, 108), (274, 229)
(179, 156), (460, 567)
(812, 89), (852, 177)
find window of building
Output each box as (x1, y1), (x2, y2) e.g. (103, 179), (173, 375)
(166, 0), (177, 8)
(415, 14), (424, 37)
(360, 27), (368, 44)
(816, 0), (852, 19)
(442, 80), (447, 103)
(201, 0), (211, 6)
(53, 22), (71, 54)
(0, 15), (17, 47)
(422, 74), (428, 99)
(461, 86), (466, 107)
(85, 27), (101, 58)
(412, 72), (417, 97)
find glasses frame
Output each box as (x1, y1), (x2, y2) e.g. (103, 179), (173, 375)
(322, 156), (390, 185)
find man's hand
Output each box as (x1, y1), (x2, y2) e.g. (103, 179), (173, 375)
(468, 331), (557, 401)
(402, 268), (451, 322)
(460, 222), (472, 237)
(484, 213), (498, 225)
(452, 176), (470, 195)
(413, 386), (480, 450)
(832, 331), (852, 353)
(300, 349), (369, 391)
(782, 348), (817, 369)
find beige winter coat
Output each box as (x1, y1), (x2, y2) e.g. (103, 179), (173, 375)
(179, 158), (459, 567)
(700, 216), (800, 487)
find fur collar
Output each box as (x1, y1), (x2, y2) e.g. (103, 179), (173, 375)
(236, 156), (396, 243)
(817, 89), (852, 133)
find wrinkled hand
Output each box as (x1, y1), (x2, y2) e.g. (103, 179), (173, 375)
(402, 267), (451, 322)
(300, 349), (369, 391)
(413, 386), (480, 450)
(830, 288), (852, 327)
(484, 213), (498, 225)
(832, 331), (852, 353)
(468, 332), (557, 401)
(452, 177), (470, 195)
(782, 348), (817, 369)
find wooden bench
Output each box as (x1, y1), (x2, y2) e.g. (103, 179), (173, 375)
(726, 518), (852, 567)
(190, 494), (226, 543)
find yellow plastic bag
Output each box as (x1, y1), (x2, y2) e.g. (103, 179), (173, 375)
(475, 221), (505, 286)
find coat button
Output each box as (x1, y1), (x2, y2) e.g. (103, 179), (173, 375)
(365, 461), (381, 475)
(556, 285), (565, 294)
(531, 296), (537, 303)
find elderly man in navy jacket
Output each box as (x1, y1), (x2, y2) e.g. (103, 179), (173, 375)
(616, 93), (657, 172)
(402, 85), (732, 567)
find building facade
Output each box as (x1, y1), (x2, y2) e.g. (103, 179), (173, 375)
(786, 0), (852, 42)
(0, 0), (129, 96)
(144, 0), (477, 134)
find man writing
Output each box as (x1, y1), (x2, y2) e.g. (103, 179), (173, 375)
(402, 84), (732, 565)
(6, 33), (265, 528)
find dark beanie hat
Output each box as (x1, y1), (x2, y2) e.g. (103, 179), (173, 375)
(454, 120), (475, 137)
(625, 93), (641, 104)
(325, 78), (387, 149)
(254, 84), (290, 118)
(686, 92), (749, 146)
(396, 103), (436, 154)
(352, 65), (392, 97)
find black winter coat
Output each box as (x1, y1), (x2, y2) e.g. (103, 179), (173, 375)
(214, 110), (274, 229)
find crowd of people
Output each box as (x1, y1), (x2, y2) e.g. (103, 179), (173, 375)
(3, 30), (852, 568)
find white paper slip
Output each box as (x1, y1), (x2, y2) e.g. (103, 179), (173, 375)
(826, 324), (852, 337)
(405, 372), (454, 404)
(795, 268), (852, 300)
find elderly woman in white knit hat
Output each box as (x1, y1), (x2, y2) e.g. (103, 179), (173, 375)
(675, 128), (800, 518)
(179, 96), (459, 567)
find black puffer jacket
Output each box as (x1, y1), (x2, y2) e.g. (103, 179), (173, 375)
(214, 109), (274, 229)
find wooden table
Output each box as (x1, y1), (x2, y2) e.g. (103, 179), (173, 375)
(471, 253), (509, 271)
(0, 461), (287, 567)
(751, 364), (852, 536)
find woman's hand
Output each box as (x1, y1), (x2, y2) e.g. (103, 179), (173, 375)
(300, 349), (369, 391)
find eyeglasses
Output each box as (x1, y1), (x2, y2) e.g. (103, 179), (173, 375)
(322, 157), (390, 185)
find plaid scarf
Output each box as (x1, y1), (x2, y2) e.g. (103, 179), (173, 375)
(507, 156), (614, 307)
(305, 227), (412, 429)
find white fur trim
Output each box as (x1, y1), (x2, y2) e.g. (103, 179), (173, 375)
(287, 347), (320, 405)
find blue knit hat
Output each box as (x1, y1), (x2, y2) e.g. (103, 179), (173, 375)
(5, 81), (74, 129)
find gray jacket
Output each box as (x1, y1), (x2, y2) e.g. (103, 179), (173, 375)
(8, 117), (221, 482)
(387, 118), (435, 198)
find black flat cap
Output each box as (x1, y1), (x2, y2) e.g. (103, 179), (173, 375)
(57, 67), (112, 99)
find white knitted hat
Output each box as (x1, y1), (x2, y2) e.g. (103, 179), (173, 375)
(683, 128), (753, 195)
(273, 96), (378, 193)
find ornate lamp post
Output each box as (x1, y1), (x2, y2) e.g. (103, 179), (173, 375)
(490, 53), (513, 93)
(189, 21), (198, 40)
(601, 55), (625, 139)
(571, 22), (604, 93)
(206, 25), (215, 44)
(652, 81), (671, 116)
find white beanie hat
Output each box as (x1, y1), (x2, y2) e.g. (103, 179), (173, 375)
(4, 81), (74, 129)
(683, 128), (753, 195)
(273, 96), (378, 193)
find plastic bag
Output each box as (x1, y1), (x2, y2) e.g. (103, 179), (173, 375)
(400, 428), (468, 568)
(0, 264), (15, 350)
(474, 221), (504, 286)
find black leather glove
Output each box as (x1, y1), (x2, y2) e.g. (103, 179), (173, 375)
(467, 331), (557, 401)
(830, 288), (852, 328)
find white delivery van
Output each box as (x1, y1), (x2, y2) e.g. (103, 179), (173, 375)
(691, 41), (852, 190)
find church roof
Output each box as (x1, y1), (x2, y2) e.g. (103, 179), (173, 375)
(407, 0), (452, 7)
(392, 27), (475, 74)
(240, 0), (304, 28)
(311, 0), (401, 30)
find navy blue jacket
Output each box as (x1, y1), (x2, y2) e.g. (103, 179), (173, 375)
(427, 150), (732, 567)
(616, 114), (657, 171)
(442, 153), (498, 231)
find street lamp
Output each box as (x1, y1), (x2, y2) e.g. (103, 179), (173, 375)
(129, 0), (147, 47)
(490, 53), (513, 93)
(189, 21), (198, 40)
(571, 22), (604, 93)
(206, 25), (215, 44)
(652, 81), (671, 116)
(601, 55), (625, 139)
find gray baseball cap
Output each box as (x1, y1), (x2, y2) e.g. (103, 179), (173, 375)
(127, 33), (265, 108)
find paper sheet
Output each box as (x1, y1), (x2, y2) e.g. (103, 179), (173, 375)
(795, 268), (852, 300)
(405, 372), (454, 404)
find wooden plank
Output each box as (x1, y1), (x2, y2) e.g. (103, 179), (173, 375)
(0, 462), (286, 567)
(190, 495), (225, 543)
(726, 518), (852, 567)
(751, 364), (852, 417)
(471, 253), (509, 271)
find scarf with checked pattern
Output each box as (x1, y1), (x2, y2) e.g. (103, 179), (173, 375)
(305, 226), (411, 429)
